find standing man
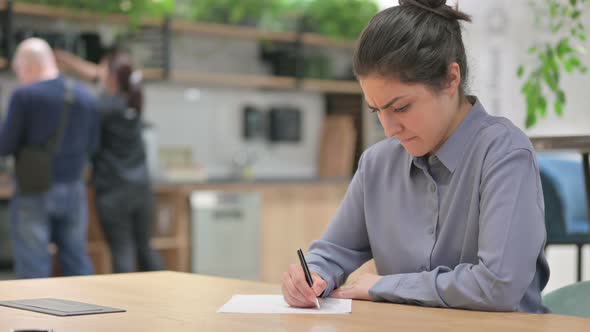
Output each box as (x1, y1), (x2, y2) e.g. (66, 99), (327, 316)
(0, 38), (99, 278)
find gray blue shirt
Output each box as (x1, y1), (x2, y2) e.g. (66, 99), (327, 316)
(307, 97), (550, 313)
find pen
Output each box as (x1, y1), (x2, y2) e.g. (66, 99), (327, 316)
(297, 248), (321, 309)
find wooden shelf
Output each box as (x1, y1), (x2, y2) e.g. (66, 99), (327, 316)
(144, 69), (361, 94)
(301, 79), (362, 94)
(301, 33), (356, 50)
(142, 67), (165, 81)
(170, 71), (297, 90)
(0, 0), (163, 27)
(172, 20), (357, 49)
(0, 57), (7, 70)
(0, 1), (357, 49)
(171, 19), (297, 43)
(152, 237), (188, 250)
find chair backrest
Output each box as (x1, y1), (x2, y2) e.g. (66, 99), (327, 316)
(539, 169), (567, 241)
(543, 281), (590, 318)
(538, 155), (590, 239)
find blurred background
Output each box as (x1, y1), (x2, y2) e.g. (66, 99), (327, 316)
(0, 0), (589, 294)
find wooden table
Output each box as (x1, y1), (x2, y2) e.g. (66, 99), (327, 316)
(0, 271), (588, 331)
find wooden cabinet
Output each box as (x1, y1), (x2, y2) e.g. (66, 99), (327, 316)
(164, 180), (374, 283)
(260, 184), (346, 282)
(86, 186), (189, 274)
(88, 181), (354, 280)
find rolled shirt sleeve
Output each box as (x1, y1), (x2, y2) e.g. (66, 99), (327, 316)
(306, 154), (373, 297)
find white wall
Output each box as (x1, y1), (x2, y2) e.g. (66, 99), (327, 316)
(143, 83), (325, 179)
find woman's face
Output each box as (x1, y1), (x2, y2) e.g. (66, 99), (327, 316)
(359, 64), (466, 157)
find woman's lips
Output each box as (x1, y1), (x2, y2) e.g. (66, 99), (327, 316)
(400, 137), (417, 143)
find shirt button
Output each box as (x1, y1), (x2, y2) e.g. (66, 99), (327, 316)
(427, 225), (435, 234)
(430, 184), (436, 192)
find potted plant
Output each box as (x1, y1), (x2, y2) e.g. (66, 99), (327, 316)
(19, 0), (175, 21)
(303, 0), (379, 41)
(178, 0), (280, 26)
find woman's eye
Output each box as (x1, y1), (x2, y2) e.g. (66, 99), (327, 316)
(393, 104), (410, 113)
(369, 108), (380, 114)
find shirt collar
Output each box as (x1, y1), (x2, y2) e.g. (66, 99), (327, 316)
(408, 96), (488, 174)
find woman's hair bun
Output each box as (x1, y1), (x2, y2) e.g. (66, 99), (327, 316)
(399, 0), (471, 22)
(414, 0), (446, 8)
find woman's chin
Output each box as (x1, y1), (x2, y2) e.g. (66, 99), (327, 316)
(401, 140), (428, 157)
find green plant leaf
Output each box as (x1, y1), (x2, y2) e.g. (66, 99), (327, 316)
(517, 65), (524, 77)
(550, 3), (558, 17)
(555, 100), (564, 116)
(552, 22), (564, 32)
(521, 81), (532, 94)
(572, 10), (581, 19)
(564, 58), (574, 72)
(542, 64), (558, 90)
(525, 109), (537, 128)
(570, 57), (582, 67)
(538, 96), (548, 116)
(557, 89), (566, 104)
(570, 0), (577, 6)
(556, 38), (573, 58)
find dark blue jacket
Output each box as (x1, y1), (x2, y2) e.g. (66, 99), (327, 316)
(0, 76), (100, 184)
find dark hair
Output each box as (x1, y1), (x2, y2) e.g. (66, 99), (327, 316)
(107, 52), (143, 114)
(353, 0), (472, 97)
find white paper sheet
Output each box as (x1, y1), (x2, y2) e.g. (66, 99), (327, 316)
(217, 295), (352, 314)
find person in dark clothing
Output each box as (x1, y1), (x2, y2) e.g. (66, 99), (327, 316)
(57, 49), (162, 273)
(0, 38), (99, 278)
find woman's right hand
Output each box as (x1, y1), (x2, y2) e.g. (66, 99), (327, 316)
(53, 49), (72, 68)
(53, 49), (102, 82)
(281, 263), (327, 308)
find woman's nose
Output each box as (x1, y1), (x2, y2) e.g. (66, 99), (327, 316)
(388, 122), (403, 135)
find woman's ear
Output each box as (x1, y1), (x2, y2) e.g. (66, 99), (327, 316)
(444, 62), (461, 96)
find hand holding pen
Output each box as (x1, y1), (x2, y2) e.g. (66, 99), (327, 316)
(280, 249), (327, 308)
(297, 248), (321, 309)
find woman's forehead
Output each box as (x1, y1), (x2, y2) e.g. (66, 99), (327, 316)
(361, 77), (425, 104)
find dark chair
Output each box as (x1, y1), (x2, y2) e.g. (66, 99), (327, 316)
(538, 154), (590, 282)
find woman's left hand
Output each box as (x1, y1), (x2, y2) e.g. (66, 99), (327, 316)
(330, 273), (383, 301)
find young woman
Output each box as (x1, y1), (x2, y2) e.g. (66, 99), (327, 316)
(56, 49), (162, 273)
(92, 53), (163, 273)
(281, 0), (549, 313)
